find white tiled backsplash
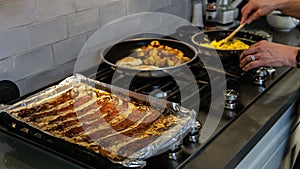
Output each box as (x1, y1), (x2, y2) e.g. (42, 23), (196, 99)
(28, 17), (68, 49)
(0, 0), (192, 96)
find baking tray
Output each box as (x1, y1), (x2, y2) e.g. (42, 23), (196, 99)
(0, 74), (196, 168)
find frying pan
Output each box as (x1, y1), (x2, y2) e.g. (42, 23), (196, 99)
(191, 30), (267, 63)
(100, 38), (198, 78)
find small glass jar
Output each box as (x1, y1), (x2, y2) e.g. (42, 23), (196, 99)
(205, 0), (217, 30)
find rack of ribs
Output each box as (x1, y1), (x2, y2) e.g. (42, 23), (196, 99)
(7, 83), (179, 162)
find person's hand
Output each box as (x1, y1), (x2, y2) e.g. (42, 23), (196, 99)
(241, 0), (282, 24)
(239, 40), (298, 71)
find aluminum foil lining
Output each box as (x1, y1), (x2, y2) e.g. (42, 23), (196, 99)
(0, 74), (197, 168)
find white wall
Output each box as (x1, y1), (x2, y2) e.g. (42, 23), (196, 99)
(0, 0), (192, 96)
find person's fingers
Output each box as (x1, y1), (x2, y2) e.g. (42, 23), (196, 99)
(246, 9), (264, 24)
(243, 54), (263, 71)
(241, 52), (272, 71)
(240, 40), (266, 61)
(240, 54), (260, 68)
(240, 47), (258, 61)
(241, 3), (255, 24)
(242, 60), (261, 71)
(239, 55), (249, 68)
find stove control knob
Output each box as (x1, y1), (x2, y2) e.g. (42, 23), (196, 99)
(254, 67), (268, 85)
(224, 89), (239, 101)
(224, 89), (239, 110)
(187, 120), (202, 143)
(266, 67), (276, 76)
(256, 67), (268, 76)
(168, 141), (182, 160)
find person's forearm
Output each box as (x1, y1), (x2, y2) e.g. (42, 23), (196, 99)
(278, 0), (300, 19)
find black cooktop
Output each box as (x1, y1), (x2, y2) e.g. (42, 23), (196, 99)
(89, 49), (290, 169)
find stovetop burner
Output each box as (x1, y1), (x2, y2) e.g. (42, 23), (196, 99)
(129, 76), (181, 102)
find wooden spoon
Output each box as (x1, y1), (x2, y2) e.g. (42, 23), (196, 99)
(220, 23), (246, 46)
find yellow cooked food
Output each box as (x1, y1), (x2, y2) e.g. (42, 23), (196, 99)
(201, 39), (249, 50)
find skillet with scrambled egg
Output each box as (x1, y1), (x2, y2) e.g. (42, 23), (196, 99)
(191, 30), (267, 62)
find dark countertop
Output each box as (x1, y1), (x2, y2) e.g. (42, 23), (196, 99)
(183, 68), (300, 169)
(245, 17), (300, 46)
(182, 18), (300, 169)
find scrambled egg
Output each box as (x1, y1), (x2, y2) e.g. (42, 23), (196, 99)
(201, 39), (249, 50)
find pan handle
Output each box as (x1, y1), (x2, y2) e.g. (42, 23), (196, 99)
(0, 104), (9, 111)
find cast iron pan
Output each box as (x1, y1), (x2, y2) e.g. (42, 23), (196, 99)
(100, 38), (198, 78)
(191, 30), (267, 63)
